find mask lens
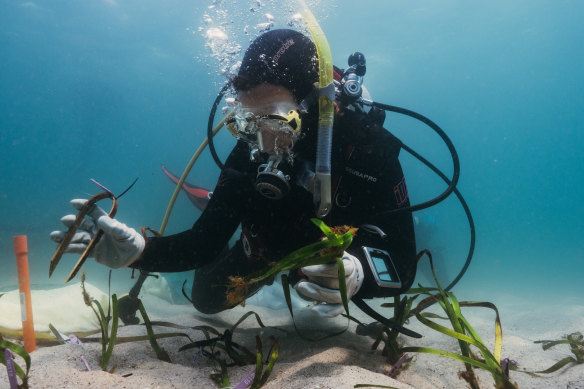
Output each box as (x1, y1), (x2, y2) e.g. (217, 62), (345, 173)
(267, 110), (301, 132)
(227, 101), (301, 155)
(255, 118), (296, 154)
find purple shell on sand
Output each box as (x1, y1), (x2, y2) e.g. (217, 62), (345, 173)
(191, 347), (203, 367)
(4, 349), (18, 389)
(68, 335), (82, 345)
(387, 353), (408, 378)
(234, 369), (255, 389)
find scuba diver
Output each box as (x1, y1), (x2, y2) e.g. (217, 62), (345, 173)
(51, 28), (473, 335)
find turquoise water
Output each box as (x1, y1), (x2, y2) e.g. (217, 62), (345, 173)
(1, 0), (582, 306)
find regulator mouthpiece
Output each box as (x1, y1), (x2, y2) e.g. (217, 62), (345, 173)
(256, 154), (291, 200)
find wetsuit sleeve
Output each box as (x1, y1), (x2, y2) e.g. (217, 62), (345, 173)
(132, 142), (253, 272)
(344, 120), (417, 298)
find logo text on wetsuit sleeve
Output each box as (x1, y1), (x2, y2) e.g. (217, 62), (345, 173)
(345, 166), (378, 183)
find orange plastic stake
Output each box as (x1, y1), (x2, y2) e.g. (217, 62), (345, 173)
(13, 235), (36, 353)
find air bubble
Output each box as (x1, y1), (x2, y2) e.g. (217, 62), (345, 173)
(206, 27), (228, 41)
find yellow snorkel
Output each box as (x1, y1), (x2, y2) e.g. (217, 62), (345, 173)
(299, 2), (334, 218)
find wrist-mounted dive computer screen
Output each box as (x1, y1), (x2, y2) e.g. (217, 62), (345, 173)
(362, 246), (402, 288)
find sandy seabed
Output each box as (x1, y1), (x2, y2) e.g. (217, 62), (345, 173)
(1, 282), (584, 389)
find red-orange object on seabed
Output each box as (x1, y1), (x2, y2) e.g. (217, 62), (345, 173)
(13, 235), (36, 353)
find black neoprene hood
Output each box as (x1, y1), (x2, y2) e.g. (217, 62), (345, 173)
(232, 29), (319, 103)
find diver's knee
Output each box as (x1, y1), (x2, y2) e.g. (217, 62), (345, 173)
(191, 298), (226, 314)
(190, 287), (228, 314)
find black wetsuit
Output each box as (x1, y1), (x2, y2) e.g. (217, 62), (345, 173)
(133, 107), (417, 313)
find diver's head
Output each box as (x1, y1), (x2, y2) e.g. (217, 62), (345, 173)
(227, 83), (303, 200)
(232, 29), (318, 104)
(230, 29), (319, 156)
(228, 30), (319, 200)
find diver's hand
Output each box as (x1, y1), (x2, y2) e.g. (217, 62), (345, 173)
(50, 199), (145, 268)
(294, 251), (363, 318)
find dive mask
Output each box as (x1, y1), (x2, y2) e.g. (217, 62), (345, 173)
(226, 100), (303, 200)
(227, 108), (301, 156)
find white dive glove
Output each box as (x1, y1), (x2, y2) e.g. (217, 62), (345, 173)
(50, 199), (145, 269)
(294, 251), (364, 318)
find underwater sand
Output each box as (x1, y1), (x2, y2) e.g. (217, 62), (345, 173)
(1, 282), (584, 389)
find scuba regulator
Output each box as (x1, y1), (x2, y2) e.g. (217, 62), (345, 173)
(339, 51), (367, 106)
